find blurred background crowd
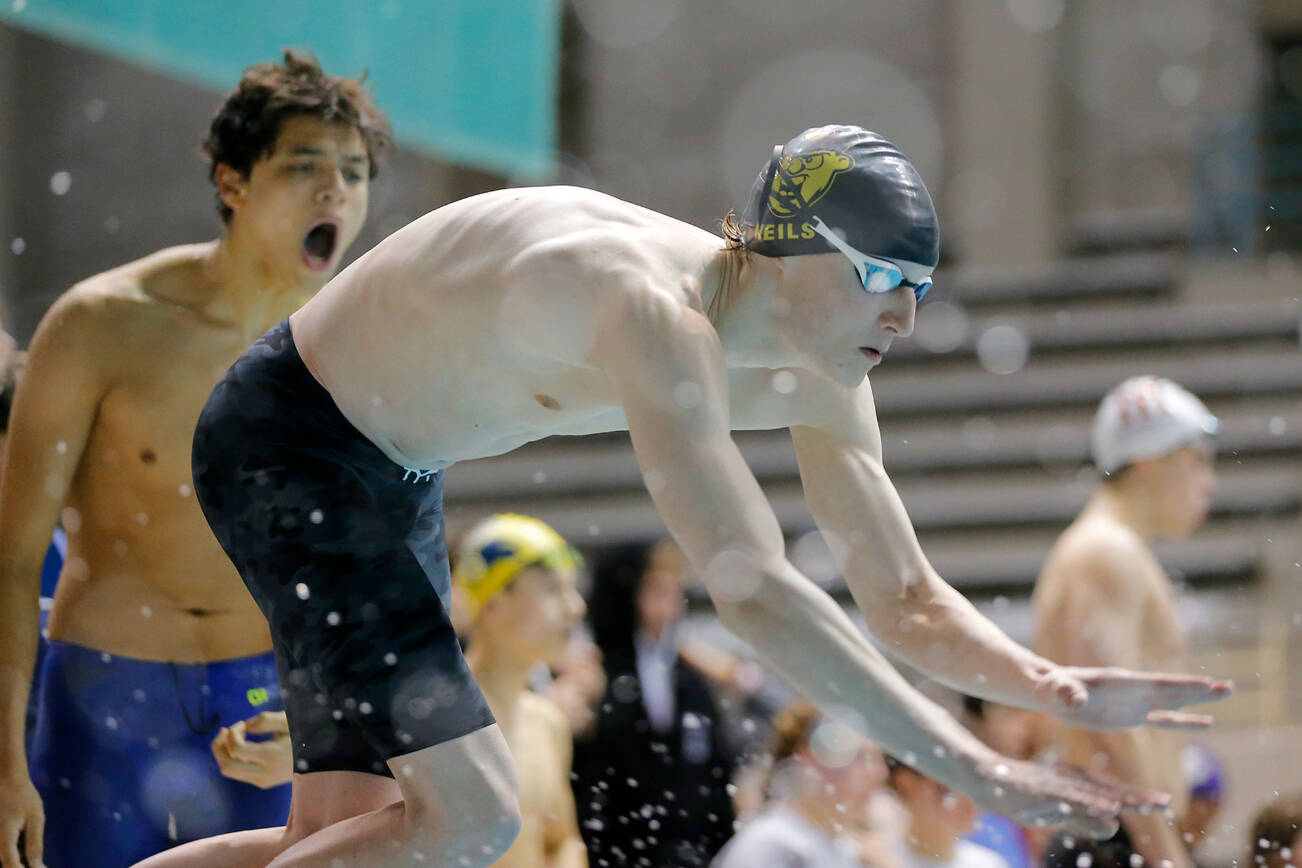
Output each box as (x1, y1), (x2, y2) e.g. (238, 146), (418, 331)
(1, 1), (1300, 866)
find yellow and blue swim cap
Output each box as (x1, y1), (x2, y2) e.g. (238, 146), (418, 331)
(453, 514), (581, 619)
(741, 124), (939, 270)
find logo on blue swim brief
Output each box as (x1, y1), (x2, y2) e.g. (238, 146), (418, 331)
(247, 687), (271, 707)
(402, 467), (436, 484)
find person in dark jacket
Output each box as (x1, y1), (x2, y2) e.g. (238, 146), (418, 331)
(572, 540), (739, 867)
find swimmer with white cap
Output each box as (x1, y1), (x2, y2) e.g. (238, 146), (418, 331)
(1034, 376), (1220, 868)
(162, 126), (1229, 867)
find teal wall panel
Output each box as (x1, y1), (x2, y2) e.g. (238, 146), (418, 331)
(0, 0), (559, 177)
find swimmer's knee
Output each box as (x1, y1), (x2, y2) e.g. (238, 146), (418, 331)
(405, 787), (520, 862)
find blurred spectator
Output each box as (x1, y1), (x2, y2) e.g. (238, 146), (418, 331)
(571, 540), (738, 867)
(1249, 791), (1302, 868)
(454, 513), (589, 868)
(886, 756), (1010, 868)
(1178, 743), (1225, 860)
(712, 700), (891, 868)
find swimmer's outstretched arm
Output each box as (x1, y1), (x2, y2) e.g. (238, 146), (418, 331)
(786, 373), (1231, 730)
(595, 292), (1153, 837)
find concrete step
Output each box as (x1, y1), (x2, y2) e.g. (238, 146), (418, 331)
(444, 410), (1302, 501)
(872, 347), (1302, 418)
(933, 251), (1179, 311)
(447, 465), (1300, 558)
(894, 299), (1301, 366)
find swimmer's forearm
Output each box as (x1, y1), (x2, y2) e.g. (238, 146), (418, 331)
(0, 566), (41, 767)
(793, 427), (1058, 710)
(717, 557), (990, 790)
(863, 575), (1061, 710)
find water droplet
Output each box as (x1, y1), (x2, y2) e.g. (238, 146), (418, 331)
(771, 370), (798, 394)
(60, 506), (82, 532)
(296, 583), (310, 600)
(326, 611), (341, 626)
(85, 98), (107, 122)
(976, 323), (1030, 375)
(140, 606), (152, 618)
(55, 440), (68, 454)
(1268, 417), (1286, 437)
(135, 512), (149, 525)
(914, 300), (969, 353)
(10, 237), (25, 255)
(384, 652), (398, 665)
(310, 509), (324, 524)
(178, 484), (192, 497)
(532, 470), (547, 484)
(672, 380), (704, 409)
(50, 171), (72, 196)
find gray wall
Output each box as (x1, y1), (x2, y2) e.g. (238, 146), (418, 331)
(562, 0), (949, 240)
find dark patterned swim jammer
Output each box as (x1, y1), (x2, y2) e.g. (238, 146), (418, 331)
(192, 319), (495, 777)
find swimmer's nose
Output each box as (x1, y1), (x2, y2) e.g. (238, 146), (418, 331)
(879, 287), (916, 337)
(314, 168), (348, 205)
(567, 589), (587, 623)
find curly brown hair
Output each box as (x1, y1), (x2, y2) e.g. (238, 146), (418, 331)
(203, 50), (393, 223)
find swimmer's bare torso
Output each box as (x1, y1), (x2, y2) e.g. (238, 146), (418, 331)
(291, 186), (851, 467)
(290, 184), (1228, 839)
(1034, 511), (1191, 811)
(17, 245), (308, 662)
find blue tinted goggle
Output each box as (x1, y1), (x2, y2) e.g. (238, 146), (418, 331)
(810, 216), (932, 302)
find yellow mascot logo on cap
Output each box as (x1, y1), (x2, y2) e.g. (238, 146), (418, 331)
(767, 149), (855, 218)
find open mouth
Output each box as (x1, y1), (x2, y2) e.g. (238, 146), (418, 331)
(860, 347), (883, 363)
(301, 218), (341, 271)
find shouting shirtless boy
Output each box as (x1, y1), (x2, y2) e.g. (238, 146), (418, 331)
(157, 125), (1226, 868)
(1034, 376), (1221, 868)
(0, 53), (389, 868)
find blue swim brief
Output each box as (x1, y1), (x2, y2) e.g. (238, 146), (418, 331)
(30, 639), (291, 868)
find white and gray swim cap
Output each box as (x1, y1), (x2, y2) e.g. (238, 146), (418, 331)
(1091, 376), (1219, 475)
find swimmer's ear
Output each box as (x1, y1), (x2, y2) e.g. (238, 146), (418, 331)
(215, 163), (249, 215)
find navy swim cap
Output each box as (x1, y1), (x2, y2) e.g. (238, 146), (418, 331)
(741, 125), (939, 268)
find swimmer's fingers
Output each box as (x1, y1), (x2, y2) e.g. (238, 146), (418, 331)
(1, 778), (46, 868)
(1145, 709), (1214, 729)
(1146, 676), (1234, 709)
(213, 755), (285, 790)
(24, 804), (44, 868)
(243, 710), (290, 735)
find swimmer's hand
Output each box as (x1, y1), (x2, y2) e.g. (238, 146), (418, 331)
(547, 638), (606, 737)
(0, 772), (44, 868)
(1034, 666), (1234, 730)
(966, 749), (1172, 840)
(211, 710), (293, 789)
